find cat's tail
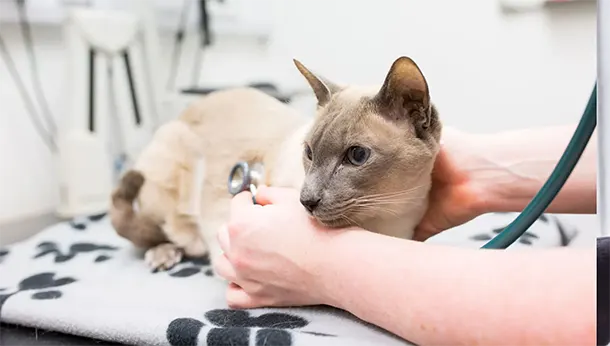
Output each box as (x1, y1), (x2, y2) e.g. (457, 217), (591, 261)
(113, 170), (145, 205)
(110, 170), (168, 248)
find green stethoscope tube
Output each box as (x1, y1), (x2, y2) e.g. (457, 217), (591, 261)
(482, 83), (597, 249)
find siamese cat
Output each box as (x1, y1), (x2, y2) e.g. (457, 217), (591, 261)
(110, 56), (441, 270)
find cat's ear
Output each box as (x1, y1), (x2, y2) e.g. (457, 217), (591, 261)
(293, 59), (340, 107)
(374, 57), (432, 133)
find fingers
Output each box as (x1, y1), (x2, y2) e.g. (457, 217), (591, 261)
(255, 185), (300, 206)
(213, 254), (237, 282)
(226, 282), (260, 309)
(217, 262), (263, 308)
(431, 149), (450, 178)
(230, 191), (255, 219)
(217, 224), (230, 255)
(231, 190), (254, 208)
(412, 228), (432, 242)
(413, 216), (439, 242)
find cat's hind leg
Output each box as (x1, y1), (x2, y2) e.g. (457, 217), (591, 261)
(164, 212), (208, 258)
(144, 243), (183, 271)
(142, 212), (205, 271)
(161, 155), (208, 259)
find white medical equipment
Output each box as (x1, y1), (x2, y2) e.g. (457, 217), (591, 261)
(56, 2), (163, 218)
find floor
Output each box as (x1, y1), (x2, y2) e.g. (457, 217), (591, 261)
(0, 213), (60, 246)
(0, 323), (119, 346)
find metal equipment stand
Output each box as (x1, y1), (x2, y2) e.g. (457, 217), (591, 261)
(178, 0), (293, 103)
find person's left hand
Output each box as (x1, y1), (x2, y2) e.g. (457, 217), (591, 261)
(213, 186), (344, 309)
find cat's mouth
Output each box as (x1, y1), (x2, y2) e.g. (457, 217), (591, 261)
(311, 212), (358, 229)
(304, 199), (364, 229)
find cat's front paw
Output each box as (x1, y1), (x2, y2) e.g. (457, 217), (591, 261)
(182, 237), (208, 258)
(145, 243), (183, 271)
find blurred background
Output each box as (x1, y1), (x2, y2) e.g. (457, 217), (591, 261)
(0, 0), (598, 243)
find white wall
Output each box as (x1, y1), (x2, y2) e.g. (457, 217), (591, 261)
(0, 24), (66, 224)
(267, 0), (597, 132)
(0, 0), (597, 225)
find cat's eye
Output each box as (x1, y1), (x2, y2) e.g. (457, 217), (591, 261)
(346, 146), (370, 166)
(304, 144), (313, 160)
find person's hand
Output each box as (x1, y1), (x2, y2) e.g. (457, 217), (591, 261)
(213, 186), (346, 308)
(413, 127), (489, 241)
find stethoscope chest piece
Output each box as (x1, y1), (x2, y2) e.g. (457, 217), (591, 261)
(228, 161), (265, 201)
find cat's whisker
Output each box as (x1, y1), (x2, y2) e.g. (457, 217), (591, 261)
(357, 185), (428, 200)
(356, 205), (401, 218)
(326, 206), (353, 218)
(355, 196), (427, 206)
(329, 199), (355, 211)
(353, 193), (426, 205)
(356, 196), (427, 204)
(317, 212), (358, 228)
(338, 213), (359, 226)
(353, 201), (424, 217)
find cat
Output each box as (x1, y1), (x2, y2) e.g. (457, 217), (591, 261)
(110, 56), (441, 271)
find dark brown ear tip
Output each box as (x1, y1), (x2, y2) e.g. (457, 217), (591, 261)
(397, 56), (414, 62)
(394, 56), (419, 68)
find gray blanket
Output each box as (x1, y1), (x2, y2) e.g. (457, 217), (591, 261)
(0, 212), (577, 345)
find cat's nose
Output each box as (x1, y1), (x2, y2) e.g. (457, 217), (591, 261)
(300, 196), (321, 213)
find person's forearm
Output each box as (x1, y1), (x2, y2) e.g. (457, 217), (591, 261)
(471, 125), (597, 214)
(319, 231), (595, 345)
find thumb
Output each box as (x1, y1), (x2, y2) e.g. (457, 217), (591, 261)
(229, 190), (255, 220)
(413, 226), (435, 242)
(226, 283), (260, 309)
(255, 185), (300, 206)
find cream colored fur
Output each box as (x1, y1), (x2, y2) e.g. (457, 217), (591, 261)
(111, 88), (311, 269)
(110, 56), (441, 271)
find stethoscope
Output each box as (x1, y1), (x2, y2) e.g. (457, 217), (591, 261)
(225, 83), (597, 249)
(227, 161), (265, 204)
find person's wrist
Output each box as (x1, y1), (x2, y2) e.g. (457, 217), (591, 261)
(309, 227), (365, 309)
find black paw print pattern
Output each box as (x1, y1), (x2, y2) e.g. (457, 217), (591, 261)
(0, 248), (9, 264)
(469, 213), (577, 246)
(470, 227), (539, 245)
(33, 241), (118, 263)
(69, 213), (107, 231)
(0, 272), (77, 316)
(554, 216), (578, 246)
(166, 309), (335, 346)
(155, 256), (214, 278)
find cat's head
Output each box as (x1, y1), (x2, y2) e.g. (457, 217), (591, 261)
(294, 57), (441, 231)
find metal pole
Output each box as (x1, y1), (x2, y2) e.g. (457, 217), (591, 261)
(599, 0), (608, 236)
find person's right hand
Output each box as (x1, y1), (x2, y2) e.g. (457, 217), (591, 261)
(413, 127), (490, 241)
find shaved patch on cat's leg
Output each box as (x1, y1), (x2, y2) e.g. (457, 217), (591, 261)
(176, 157), (206, 216)
(169, 156), (208, 257)
(145, 243), (183, 271)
